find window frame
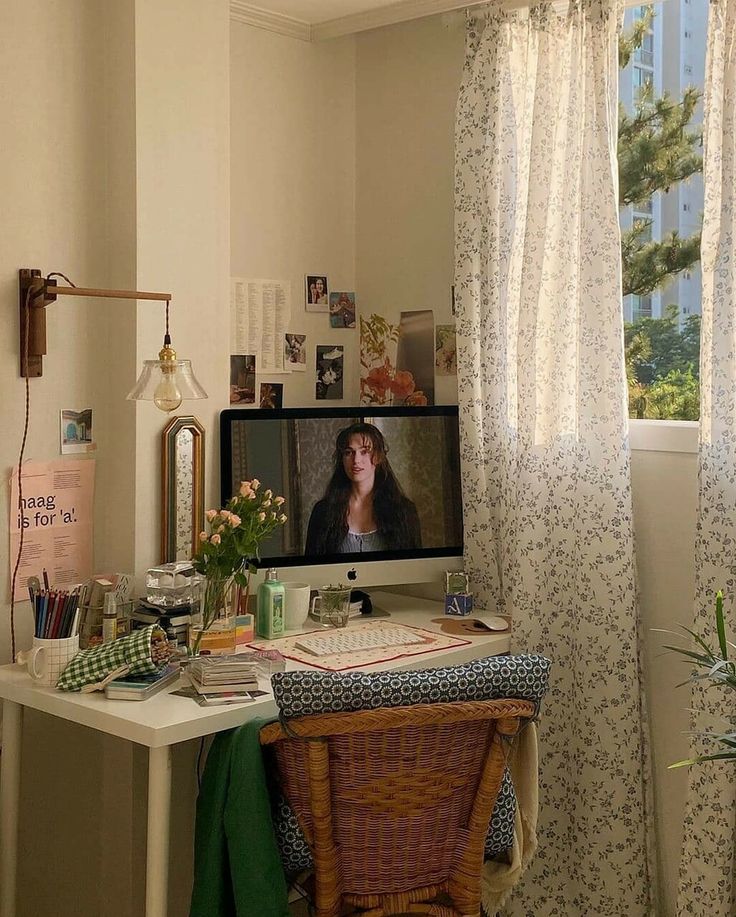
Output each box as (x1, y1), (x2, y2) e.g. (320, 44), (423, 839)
(621, 0), (703, 448)
(629, 419), (698, 453)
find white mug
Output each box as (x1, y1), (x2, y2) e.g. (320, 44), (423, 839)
(282, 582), (311, 631)
(17, 635), (80, 687)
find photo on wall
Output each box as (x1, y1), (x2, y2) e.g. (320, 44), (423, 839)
(329, 292), (356, 329)
(230, 354), (256, 404)
(435, 324), (457, 376)
(316, 346), (344, 400)
(60, 408), (94, 455)
(305, 274), (329, 312)
(259, 382), (283, 410)
(284, 333), (307, 371)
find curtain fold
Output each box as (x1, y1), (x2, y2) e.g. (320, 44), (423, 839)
(677, 2), (736, 914)
(454, 2), (656, 913)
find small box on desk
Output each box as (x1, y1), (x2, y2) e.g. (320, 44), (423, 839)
(444, 593), (474, 616)
(235, 614), (254, 651)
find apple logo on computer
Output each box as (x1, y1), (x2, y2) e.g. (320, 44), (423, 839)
(347, 568), (357, 582)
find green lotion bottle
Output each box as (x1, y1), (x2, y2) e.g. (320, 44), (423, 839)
(256, 568), (285, 639)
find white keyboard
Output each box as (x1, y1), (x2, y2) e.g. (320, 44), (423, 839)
(295, 626), (426, 658)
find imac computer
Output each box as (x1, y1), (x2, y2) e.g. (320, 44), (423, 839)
(220, 406), (464, 592)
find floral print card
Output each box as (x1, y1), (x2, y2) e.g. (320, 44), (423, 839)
(435, 324), (457, 376)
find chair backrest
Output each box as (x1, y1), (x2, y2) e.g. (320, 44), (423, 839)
(260, 697), (536, 917)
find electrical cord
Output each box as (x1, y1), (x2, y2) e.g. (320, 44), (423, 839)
(9, 273), (77, 661)
(8, 285), (33, 661)
(46, 272), (76, 287)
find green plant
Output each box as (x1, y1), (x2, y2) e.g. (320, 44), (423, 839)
(659, 592), (736, 767)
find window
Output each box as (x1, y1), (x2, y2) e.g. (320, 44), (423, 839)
(633, 67), (652, 88)
(621, 1), (705, 424)
(635, 32), (654, 66)
(632, 295), (653, 321)
(633, 217), (653, 242)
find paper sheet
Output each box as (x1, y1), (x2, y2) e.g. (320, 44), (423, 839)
(231, 278), (291, 373)
(9, 459), (95, 600)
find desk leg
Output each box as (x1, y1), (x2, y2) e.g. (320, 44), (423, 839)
(0, 701), (22, 917)
(145, 745), (172, 917)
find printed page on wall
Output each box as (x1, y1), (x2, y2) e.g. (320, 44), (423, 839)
(9, 458), (95, 600)
(231, 277), (292, 373)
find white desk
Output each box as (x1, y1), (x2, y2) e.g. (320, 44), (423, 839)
(0, 593), (510, 917)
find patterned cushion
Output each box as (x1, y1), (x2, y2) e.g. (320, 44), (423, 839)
(270, 654), (550, 872)
(272, 654), (550, 717)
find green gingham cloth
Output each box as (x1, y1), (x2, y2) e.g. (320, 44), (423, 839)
(56, 625), (164, 692)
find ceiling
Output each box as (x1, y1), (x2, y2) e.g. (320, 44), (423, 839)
(246, 0), (406, 23)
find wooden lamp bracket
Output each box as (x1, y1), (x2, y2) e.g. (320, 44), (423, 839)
(19, 268), (57, 378)
(18, 268), (172, 379)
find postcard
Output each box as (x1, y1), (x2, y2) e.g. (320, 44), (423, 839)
(329, 292), (356, 329)
(60, 409), (95, 454)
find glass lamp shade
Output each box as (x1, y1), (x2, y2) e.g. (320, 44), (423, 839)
(127, 359), (208, 413)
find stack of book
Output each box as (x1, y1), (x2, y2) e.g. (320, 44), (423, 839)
(187, 655), (259, 699)
(130, 600), (193, 648)
(104, 664), (180, 701)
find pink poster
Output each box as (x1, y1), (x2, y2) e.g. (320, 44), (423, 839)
(9, 459), (95, 601)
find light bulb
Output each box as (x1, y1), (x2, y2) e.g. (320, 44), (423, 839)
(153, 375), (182, 413)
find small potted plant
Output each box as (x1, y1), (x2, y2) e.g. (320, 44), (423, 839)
(311, 584), (352, 629)
(660, 591), (736, 767)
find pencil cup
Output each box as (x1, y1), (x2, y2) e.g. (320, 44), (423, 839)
(18, 635), (80, 687)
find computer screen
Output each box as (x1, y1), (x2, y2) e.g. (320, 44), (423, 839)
(220, 407), (463, 578)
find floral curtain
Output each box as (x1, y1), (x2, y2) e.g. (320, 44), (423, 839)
(677, 3), (736, 914)
(454, 1), (656, 914)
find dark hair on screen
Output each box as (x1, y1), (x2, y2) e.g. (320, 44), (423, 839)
(311, 422), (417, 554)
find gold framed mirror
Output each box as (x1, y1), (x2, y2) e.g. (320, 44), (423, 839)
(161, 415), (205, 563)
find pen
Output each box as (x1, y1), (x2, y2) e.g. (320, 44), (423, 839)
(42, 569), (50, 591)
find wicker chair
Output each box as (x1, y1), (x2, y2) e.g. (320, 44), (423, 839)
(260, 697), (536, 917)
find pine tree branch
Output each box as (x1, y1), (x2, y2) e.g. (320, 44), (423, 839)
(619, 8), (654, 69)
(619, 88), (703, 207)
(622, 230), (702, 298)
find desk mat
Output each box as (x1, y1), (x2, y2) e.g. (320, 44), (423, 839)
(248, 621), (471, 672)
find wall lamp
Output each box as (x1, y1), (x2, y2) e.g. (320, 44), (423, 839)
(19, 268), (207, 413)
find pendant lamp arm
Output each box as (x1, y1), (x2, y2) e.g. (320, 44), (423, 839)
(19, 268), (172, 377)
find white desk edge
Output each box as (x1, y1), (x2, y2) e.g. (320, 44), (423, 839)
(0, 594), (511, 748)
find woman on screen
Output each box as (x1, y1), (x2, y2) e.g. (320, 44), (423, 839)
(305, 422), (422, 555)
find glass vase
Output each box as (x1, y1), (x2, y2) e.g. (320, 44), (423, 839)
(188, 575), (236, 657)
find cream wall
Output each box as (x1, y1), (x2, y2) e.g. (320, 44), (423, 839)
(1, 1), (229, 915)
(230, 23), (358, 407)
(1, 4), (110, 910)
(356, 14), (462, 407)
(631, 448), (697, 916)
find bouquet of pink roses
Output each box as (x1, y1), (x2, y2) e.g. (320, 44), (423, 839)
(191, 479), (287, 649)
